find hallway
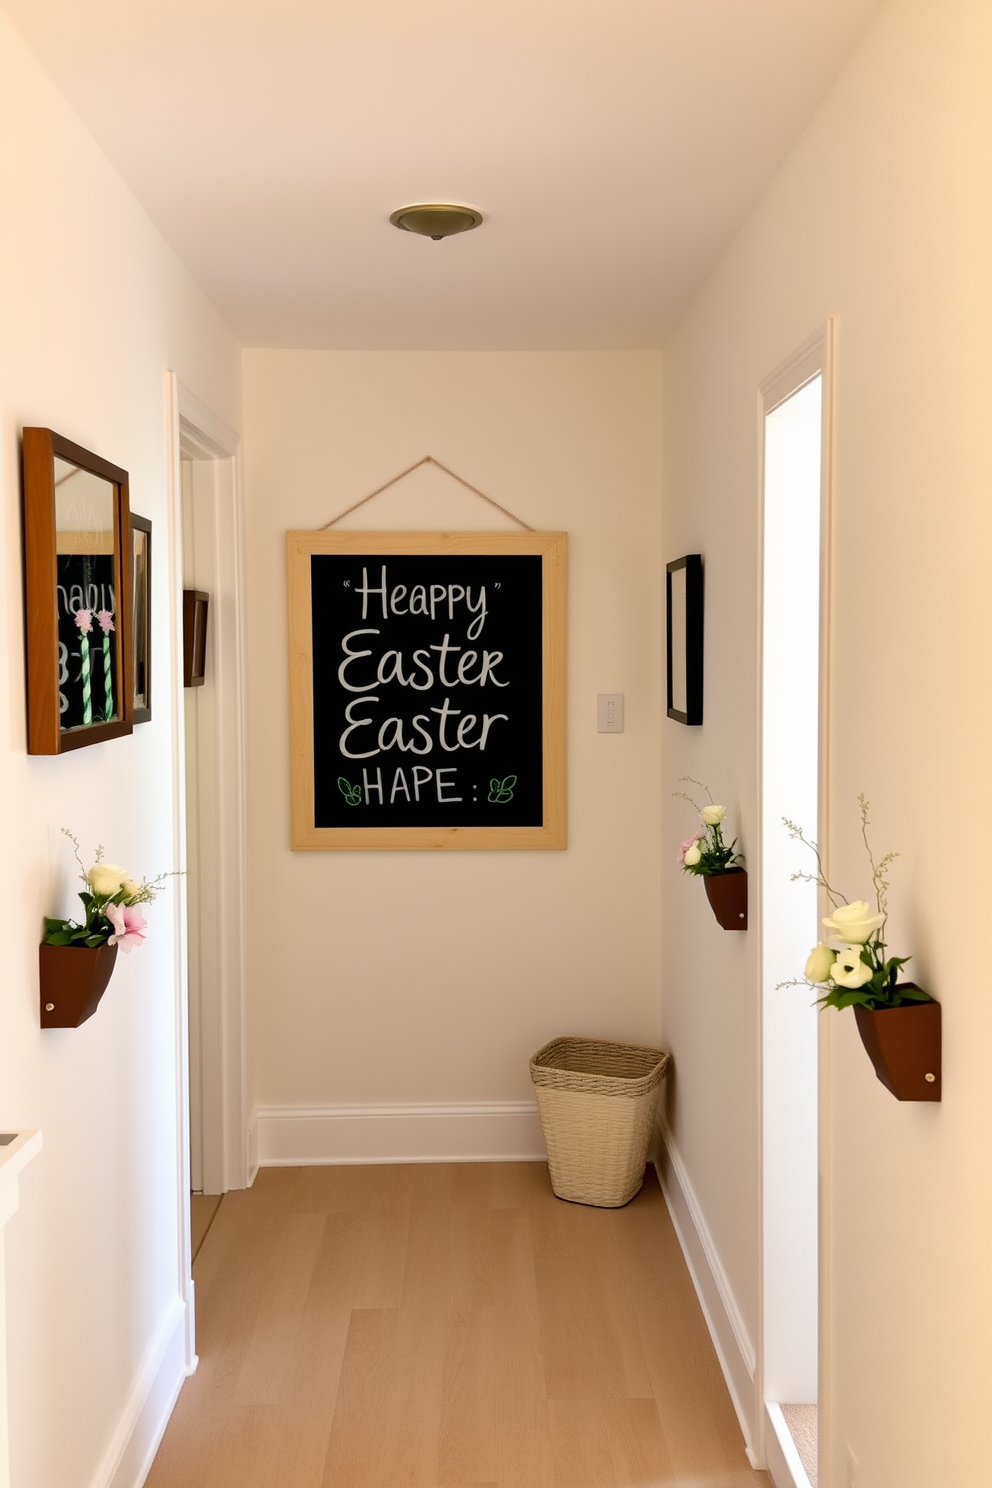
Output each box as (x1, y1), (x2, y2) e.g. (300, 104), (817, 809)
(147, 1163), (765, 1487)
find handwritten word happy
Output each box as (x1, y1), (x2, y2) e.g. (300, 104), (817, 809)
(356, 565), (488, 639)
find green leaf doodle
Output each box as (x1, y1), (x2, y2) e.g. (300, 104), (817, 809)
(488, 775), (517, 804)
(337, 776), (363, 807)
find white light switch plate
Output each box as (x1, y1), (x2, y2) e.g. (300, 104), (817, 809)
(597, 693), (624, 733)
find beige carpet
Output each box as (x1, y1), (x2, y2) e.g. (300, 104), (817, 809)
(782, 1403), (817, 1487)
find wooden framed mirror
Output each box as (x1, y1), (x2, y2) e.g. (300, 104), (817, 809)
(22, 428), (133, 753)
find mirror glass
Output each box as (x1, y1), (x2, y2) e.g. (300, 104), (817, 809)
(54, 456), (119, 730)
(670, 565), (687, 713)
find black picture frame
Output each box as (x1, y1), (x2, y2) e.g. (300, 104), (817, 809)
(666, 554), (703, 725)
(183, 590), (209, 688)
(131, 514), (151, 723)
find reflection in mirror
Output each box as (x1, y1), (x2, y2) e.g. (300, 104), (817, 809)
(132, 521), (151, 718)
(54, 457), (119, 730)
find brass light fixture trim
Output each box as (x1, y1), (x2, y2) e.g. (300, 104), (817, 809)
(389, 203), (484, 241)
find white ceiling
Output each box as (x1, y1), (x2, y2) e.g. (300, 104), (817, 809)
(4, 0), (884, 349)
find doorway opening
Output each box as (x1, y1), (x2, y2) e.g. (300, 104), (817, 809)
(760, 329), (830, 1488)
(166, 375), (250, 1367)
(176, 410), (249, 1195)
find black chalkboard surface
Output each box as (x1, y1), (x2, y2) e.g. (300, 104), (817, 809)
(288, 532), (567, 850)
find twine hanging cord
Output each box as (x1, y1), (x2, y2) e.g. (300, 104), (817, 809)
(318, 455), (534, 531)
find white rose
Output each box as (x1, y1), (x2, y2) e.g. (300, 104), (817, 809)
(822, 900), (885, 944)
(86, 862), (128, 897)
(700, 804), (727, 826)
(684, 841), (703, 867)
(122, 878), (142, 900)
(804, 943), (836, 983)
(830, 948), (874, 989)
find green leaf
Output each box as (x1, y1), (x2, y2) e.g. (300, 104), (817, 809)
(892, 984), (933, 1005)
(337, 776), (363, 807)
(43, 931), (74, 945)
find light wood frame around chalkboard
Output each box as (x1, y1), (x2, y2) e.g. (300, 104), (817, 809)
(287, 530), (567, 851)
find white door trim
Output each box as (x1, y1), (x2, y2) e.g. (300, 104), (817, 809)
(165, 370), (250, 1229)
(753, 322), (835, 1481)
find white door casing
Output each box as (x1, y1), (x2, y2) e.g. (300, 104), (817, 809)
(165, 371), (250, 1361)
(755, 322), (834, 1484)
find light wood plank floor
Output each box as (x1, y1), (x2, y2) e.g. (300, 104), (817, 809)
(147, 1163), (768, 1487)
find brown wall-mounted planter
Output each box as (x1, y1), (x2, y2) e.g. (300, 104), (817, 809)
(853, 991), (941, 1101)
(40, 943), (118, 1028)
(703, 868), (748, 930)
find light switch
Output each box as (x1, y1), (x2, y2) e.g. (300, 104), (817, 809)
(597, 693), (624, 733)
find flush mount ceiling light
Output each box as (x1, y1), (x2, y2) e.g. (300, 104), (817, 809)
(389, 203), (484, 241)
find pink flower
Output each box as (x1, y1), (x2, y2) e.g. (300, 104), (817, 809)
(106, 901), (147, 953)
(677, 829), (706, 865)
(74, 608), (93, 634)
(96, 609), (115, 634)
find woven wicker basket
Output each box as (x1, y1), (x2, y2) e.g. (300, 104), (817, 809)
(530, 1036), (670, 1208)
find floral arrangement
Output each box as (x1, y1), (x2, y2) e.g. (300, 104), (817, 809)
(675, 777), (744, 876)
(43, 830), (171, 954)
(785, 796), (931, 1010)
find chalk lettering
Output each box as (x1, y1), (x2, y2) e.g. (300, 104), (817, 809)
(362, 767), (384, 804)
(412, 765), (432, 800)
(358, 565), (388, 620)
(466, 586), (487, 640)
(411, 715), (433, 753)
(478, 651), (508, 687)
(479, 713), (508, 747)
(338, 629), (379, 693)
(376, 650), (410, 687)
(390, 768), (411, 803)
(436, 767), (462, 802)
(339, 696), (379, 757)
(411, 650), (433, 690)
(455, 714), (478, 747)
(429, 634), (461, 686)
(430, 697), (460, 752)
(456, 650), (478, 683)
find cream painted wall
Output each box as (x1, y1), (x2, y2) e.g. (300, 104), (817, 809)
(660, 0), (992, 1483)
(242, 351), (662, 1110)
(0, 12), (240, 1487)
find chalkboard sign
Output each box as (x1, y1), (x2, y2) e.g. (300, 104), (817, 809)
(287, 531), (567, 850)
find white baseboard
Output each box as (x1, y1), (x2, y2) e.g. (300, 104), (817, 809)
(254, 1101), (546, 1166)
(247, 1111), (260, 1186)
(88, 1296), (188, 1488)
(654, 1115), (757, 1456)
